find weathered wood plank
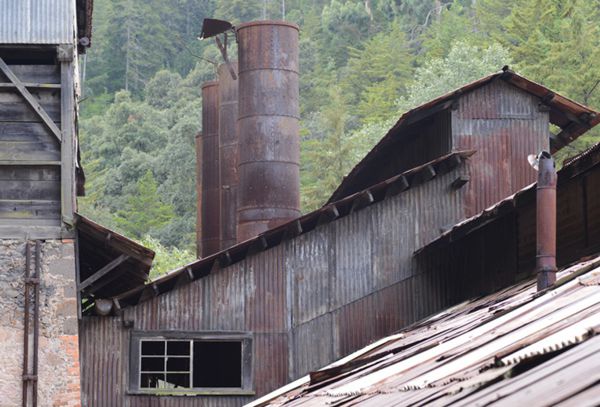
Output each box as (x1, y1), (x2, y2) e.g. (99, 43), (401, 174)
(0, 122), (61, 144)
(0, 83), (61, 89)
(0, 65), (60, 84)
(0, 179), (60, 200)
(0, 199), (60, 219)
(0, 141), (60, 161)
(0, 217), (61, 226)
(0, 225), (62, 239)
(0, 166), (60, 181)
(0, 100), (61, 122)
(60, 52), (75, 225)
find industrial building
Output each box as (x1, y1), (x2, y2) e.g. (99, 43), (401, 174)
(2, 2), (600, 406)
(79, 20), (600, 406)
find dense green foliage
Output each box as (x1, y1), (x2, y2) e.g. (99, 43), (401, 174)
(79, 0), (600, 274)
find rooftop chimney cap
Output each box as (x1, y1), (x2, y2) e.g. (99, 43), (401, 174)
(199, 18), (234, 40)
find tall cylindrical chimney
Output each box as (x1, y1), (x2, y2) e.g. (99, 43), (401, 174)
(236, 21), (301, 241)
(194, 132), (203, 257)
(218, 62), (239, 249)
(199, 81), (221, 257)
(536, 151), (557, 291)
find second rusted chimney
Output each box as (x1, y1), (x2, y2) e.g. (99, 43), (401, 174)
(218, 62), (239, 250)
(536, 151), (557, 291)
(199, 81), (221, 257)
(236, 21), (301, 241)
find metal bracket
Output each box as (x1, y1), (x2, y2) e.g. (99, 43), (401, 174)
(215, 33), (238, 80)
(56, 44), (74, 62)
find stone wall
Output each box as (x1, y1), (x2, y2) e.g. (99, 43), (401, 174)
(0, 239), (80, 407)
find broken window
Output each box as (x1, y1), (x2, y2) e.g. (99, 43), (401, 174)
(131, 332), (252, 394)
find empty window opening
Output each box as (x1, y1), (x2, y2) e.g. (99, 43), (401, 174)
(193, 341), (242, 388)
(138, 337), (246, 391)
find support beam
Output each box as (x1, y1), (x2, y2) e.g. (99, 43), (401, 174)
(58, 44), (76, 227)
(0, 57), (62, 142)
(78, 254), (129, 292)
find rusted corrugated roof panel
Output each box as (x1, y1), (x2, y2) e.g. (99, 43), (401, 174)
(328, 68), (600, 203)
(251, 255), (600, 407)
(109, 150), (475, 311)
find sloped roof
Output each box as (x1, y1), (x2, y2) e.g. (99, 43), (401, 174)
(328, 67), (600, 203)
(108, 151), (474, 311)
(75, 213), (154, 300)
(250, 254), (600, 406)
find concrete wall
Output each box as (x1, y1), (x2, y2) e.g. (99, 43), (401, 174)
(0, 239), (80, 407)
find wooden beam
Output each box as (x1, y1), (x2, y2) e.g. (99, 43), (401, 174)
(0, 57), (62, 142)
(0, 83), (61, 89)
(58, 45), (76, 227)
(78, 254), (129, 291)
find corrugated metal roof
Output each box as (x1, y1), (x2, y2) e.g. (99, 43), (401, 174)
(0, 0), (76, 45)
(328, 68), (600, 203)
(251, 255), (600, 406)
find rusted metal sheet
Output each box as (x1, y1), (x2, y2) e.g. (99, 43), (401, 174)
(200, 81), (221, 257)
(256, 256), (600, 406)
(203, 262), (247, 330)
(253, 333), (289, 397)
(245, 243), (288, 333)
(328, 68), (600, 204)
(79, 317), (123, 407)
(237, 21), (301, 241)
(452, 80), (548, 216)
(218, 62), (239, 250)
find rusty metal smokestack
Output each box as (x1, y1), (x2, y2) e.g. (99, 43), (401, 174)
(194, 132), (203, 257)
(218, 62), (239, 250)
(536, 151), (557, 291)
(236, 21), (301, 241)
(199, 81), (221, 257)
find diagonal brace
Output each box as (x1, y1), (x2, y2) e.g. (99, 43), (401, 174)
(0, 57), (62, 142)
(79, 254), (129, 292)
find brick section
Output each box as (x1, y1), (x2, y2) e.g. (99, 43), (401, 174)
(0, 240), (81, 407)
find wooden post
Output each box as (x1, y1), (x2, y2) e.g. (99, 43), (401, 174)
(57, 45), (76, 231)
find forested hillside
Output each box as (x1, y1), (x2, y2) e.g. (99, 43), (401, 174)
(78, 0), (600, 276)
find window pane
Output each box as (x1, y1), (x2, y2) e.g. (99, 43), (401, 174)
(165, 373), (190, 388)
(193, 341), (242, 388)
(167, 357), (190, 372)
(141, 341), (164, 356)
(141, 357), (164, 372)
(141, 373), (165, 388)
(167, 341), (190, 355)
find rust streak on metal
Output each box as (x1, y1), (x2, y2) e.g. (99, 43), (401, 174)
(536, 151), (558, 290)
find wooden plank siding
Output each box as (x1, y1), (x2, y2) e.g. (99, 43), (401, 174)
(0, 62), (63, 237)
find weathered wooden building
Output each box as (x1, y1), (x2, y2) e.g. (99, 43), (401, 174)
(79, 63), (600, 406)
(0, 1), (158, 406)
(0, 1), (91, 405)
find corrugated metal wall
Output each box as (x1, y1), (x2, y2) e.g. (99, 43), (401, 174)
(453, 79), (549, 216)
(80, 164), (469, 405)
(0, 0), (76, 44)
